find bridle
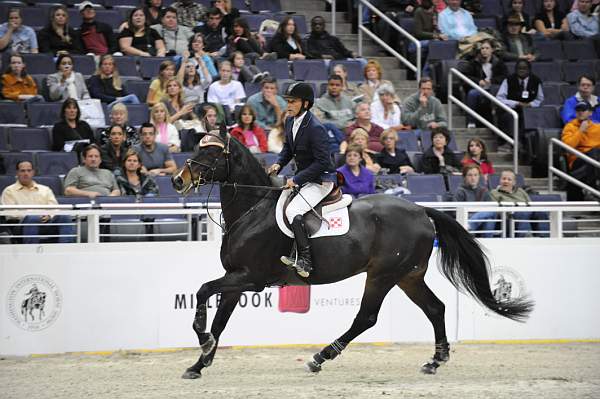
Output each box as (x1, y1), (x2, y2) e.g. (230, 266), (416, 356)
(180, 131), (231, 196)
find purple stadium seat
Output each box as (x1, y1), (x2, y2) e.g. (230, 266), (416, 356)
(562, 61), (595, 84)
(139, 56), (171, 80)
(114, 56), (140, 78)
(292, 60), (328, 81)
(124, 80), (150, 103)
(154, 175), (179, 196)
(27, 102), (62, 127)
(17, 7), (47, 28)
(330, 60), (363, 82)
(0, 102), (27, 125)
(36, 152), (79, 175)
(536, 40), (564, 61)
(104, 103), (149, 126)
(398, 17), (414, 34)
(473, 18), (497, 30)
(8, 128), (52, 151)
(0, 128), (8, 151)
(531, 61), (562, 82)
(409, 152), (423, 172)
(102, 0), (140, 7)
(172, 152), (193, 168)
(541, 84), (563, 106)
(255, 59), (290, 80)
(21, 53), (54, 75)
(562, 40), (597, 61)
(94, 9), (124, 29)
(529, 193), (562, 201)
(560, 84), (577, 100)
(67, 9), (83, 26)
(254, 152), (278, 168)
(2, 152), (34, 173)
(244, 14), (269, 32)
(523, 106), (562, 130)
(401, 193), (440, 202)
(244, 82), (262, 98)
(397, 131), (419, 151)
(480, 0), (503, 17)
(34, 175), (63, 197)
(406, 174), (446, 194)
(427, 40), (458, 61)
(72, 55), (97, 76)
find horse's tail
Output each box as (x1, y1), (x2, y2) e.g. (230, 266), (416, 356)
(425, 207), (534, 322)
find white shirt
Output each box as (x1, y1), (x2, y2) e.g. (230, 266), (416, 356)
(292, 111), (307, 142)
(370, 100), (401, 130)
(207, 80), (246, 110)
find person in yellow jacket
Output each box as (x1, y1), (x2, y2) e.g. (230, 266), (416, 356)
(561, 101), (600, 200)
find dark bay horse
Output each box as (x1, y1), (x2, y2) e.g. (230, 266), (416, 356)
(171, 130), (534, 379)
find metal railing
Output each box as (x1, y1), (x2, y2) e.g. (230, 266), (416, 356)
(447, 68), (519, 173)
(320, 0), (336, 35)
(357, 0), (421, 82)
(548, 138), (600, 198)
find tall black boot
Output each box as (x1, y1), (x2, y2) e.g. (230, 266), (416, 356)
(280, 215), (313, 277)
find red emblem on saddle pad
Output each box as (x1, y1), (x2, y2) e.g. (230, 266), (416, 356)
(278, 286), (311, 313)
(328, 217), (343, 228)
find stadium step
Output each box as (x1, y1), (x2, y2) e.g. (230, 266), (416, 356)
(282, 0), (329, 11)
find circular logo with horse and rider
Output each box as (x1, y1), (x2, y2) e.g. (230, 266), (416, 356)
(6, 275), (63, 332)
(490, 266), (527, 303)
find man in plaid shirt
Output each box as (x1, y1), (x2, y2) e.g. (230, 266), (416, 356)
(172, 0), (207, 28)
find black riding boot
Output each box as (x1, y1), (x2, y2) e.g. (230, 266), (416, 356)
(281, 215), (313, 277)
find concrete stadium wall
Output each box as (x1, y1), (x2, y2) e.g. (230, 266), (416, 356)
(1, 239), (599, 355)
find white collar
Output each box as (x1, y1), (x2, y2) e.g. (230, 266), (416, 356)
(294, 111), (307, 124)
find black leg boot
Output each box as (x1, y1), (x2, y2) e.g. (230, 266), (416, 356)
(280, 215), (313, 277)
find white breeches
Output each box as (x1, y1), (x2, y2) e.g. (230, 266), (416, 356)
(285, 182), (335, 223)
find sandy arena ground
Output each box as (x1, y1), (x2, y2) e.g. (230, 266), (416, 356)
(1, 343), (599, 399)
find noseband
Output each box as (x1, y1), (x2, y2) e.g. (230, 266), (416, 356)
(182, 132), (231, 194)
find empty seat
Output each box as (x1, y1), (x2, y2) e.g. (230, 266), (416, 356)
(2, 152), (34, 173)
(488, 173), (525, 189)
(9, 127), (51, 151)
(523, 106), (562, 130)
(0, 101), (27, 125)
(244, 82), (262, 98)
(154, 175), (179, 196)
(139, 57), (170, 80)
(562, 40), (597, 60)
(398, 17), (414, 34)
(532, 62), (562, 83)
(244, 14), (269, 31)
(116, 104), (150, 126)
(560, 84), (578, 100)
(397, 131), (419, 151)
(18, 7), (47, 28)
(0, 175), (16, 193)
(36, 152), (79, 175)
(479, 0), (504, 17)
(563, 61), (595, 84)
(27, 102), (62, 127)
(292, 60), (328, 81)
(21, 53), (55, 75)
(34, 175), (63, 197)
(103, 0), (140, 7)
(172, 152), (193, 168)
(473, 18), (497, 30)
(94, 9), (124, 29)
(330, 60), (364, 82)
(255, 59), (290, 80)
(427, 40), (458, 61)
(124, 80), (151, 102)
(419, 130), (458, 151)
(142, 196), (189, 241)
(114, 56), (139, 77)
(541, 84), (563, 106)
(406, 174), (446, 194)
(529, 193), (562, 201)
(250, 0), (281, 12)
(67, 8), (83, 26)
(536, 40), (564, 61)
(72, 55), (96, 76)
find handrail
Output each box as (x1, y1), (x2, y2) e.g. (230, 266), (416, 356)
(320, 0), (336, 35)
(548, 138), (600, 197)
(357, 0), (421, 82)
(447, 68), (519, 174)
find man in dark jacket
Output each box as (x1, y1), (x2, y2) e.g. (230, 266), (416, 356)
(78, 1), (118, 56)
(194, 8), (227, 57)
(267, 83), (338, 278)
(305, 16), (355, 60)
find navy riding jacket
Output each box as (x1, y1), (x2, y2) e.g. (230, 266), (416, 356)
(277, 111), (337, 186)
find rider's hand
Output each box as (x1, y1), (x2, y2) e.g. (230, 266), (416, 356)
(285, 178), (297, 189)
(267, 164), (280, 175)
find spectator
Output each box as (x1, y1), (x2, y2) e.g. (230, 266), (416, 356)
(247, 76), (287, 129)
(51, 98), (94, 152)
(188, 32), (219, 79)
(269, 16), (307, 60)
(438, 0), (478, 41)
(178, 51), (212, 103)
(462, 137), (495, 181)
(566, 0), (599, 38)
(359, 59), (397, 104)
(411, 0), (447, 70)
(1, 160), (75, 243)
(98, 103), (139, 146)
(348, 128), (381, 173)
(47, 53), (90, 102)
(570, 0), (600, 13)
(460, 39), (508, 128)
(195, 8), (227, 58)
(150, 102), (181, 152)
(561, 101), (600, 200)
(114, 149), (159, 198)
(378, 129), (414, 174)
(0, 8), (38, 53)
(207, 61), (246, 110)
(496, 59), (544, 151)
(118, 7), (166, 57)
(376, 0), (419, 53)
(144, 0), (165, 26)
(151, 7), (194, 55)
(133, 123), (177, 176)
(230, 104), (268, 153)
(171, 0), (206, 29)
(371, 83), (404, 131)
(306, 16), (355, 60)
(314, 75), (355, 136)
(402, 76), (448, 130)
(561, 75), (600, 124)
(100, 124), (129, 172)
(228, 18), (263, 60)
(337, 144), (376, 197)
(161, 77), (196, 127)
(213, 0), (240, 36)
(343, 102), (384, 153)
(78, 1), (118, 56)
(453, 164), (496, 238)
(180, 103), (219, 150)
(88, 54), (141, 107)
(501, 0), (535, 34)
(1, 53), (42, 102)
(268, 111), (287, 153)
(421, 127), (461, 174)
(502, 14), (539, 62)
(230, 51), (265, 84)
(37, 5), (83, 55)
(147, 60), (176, 106)
(64, 144), (121, 198)
(490, 169), (549, 237)
(332, 64), (361, 99)
(534, 0), (570, 40)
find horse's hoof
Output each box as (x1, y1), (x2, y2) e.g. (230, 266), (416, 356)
(420, 362), (438, 375)
(181, 370), (202, 379)
(305, 360), (322, 373)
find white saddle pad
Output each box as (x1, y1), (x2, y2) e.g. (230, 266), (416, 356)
(275, 190), (352, 239)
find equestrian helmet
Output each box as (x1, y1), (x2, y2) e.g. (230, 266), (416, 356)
(283, 82), (314, 109)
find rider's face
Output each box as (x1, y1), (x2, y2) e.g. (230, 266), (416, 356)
(286, 98), (304, 117)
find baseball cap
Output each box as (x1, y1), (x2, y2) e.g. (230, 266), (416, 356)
(78, 1), (97, 12)
(575, 101), (591, 112)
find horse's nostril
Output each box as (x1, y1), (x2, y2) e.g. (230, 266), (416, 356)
(172, 176), (183, 190)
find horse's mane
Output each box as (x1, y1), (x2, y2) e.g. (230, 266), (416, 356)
(226, 134), (273, 189)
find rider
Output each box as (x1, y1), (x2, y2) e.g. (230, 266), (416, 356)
(267, 83), (337, 278)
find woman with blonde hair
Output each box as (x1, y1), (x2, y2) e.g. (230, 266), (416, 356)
(268, 110), (287, 153)
(37, 5), (82, 55)
(161, 77), (195, 126)
(88, 54), (140, 107)
(359, 59), (396, 104)
(147, 59), (176, 106)
(378, 129), (414, 174)
(349, 128), (381, 174)
(98, 103), (139, 146)
(150, 102), (181, 152)
(177, 50), (212, 104)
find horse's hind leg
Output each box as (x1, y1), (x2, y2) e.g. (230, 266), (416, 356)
(398, 269), (449, 375)
(306, 275), (395, 373)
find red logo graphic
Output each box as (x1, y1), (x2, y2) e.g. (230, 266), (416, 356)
(329, 217), (343, 228)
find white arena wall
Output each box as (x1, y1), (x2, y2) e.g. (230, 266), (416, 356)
(1, 239), (599, 356)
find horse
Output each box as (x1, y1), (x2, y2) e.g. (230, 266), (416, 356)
(171, 129), (534, 379)
(21, 292), (46, 322)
